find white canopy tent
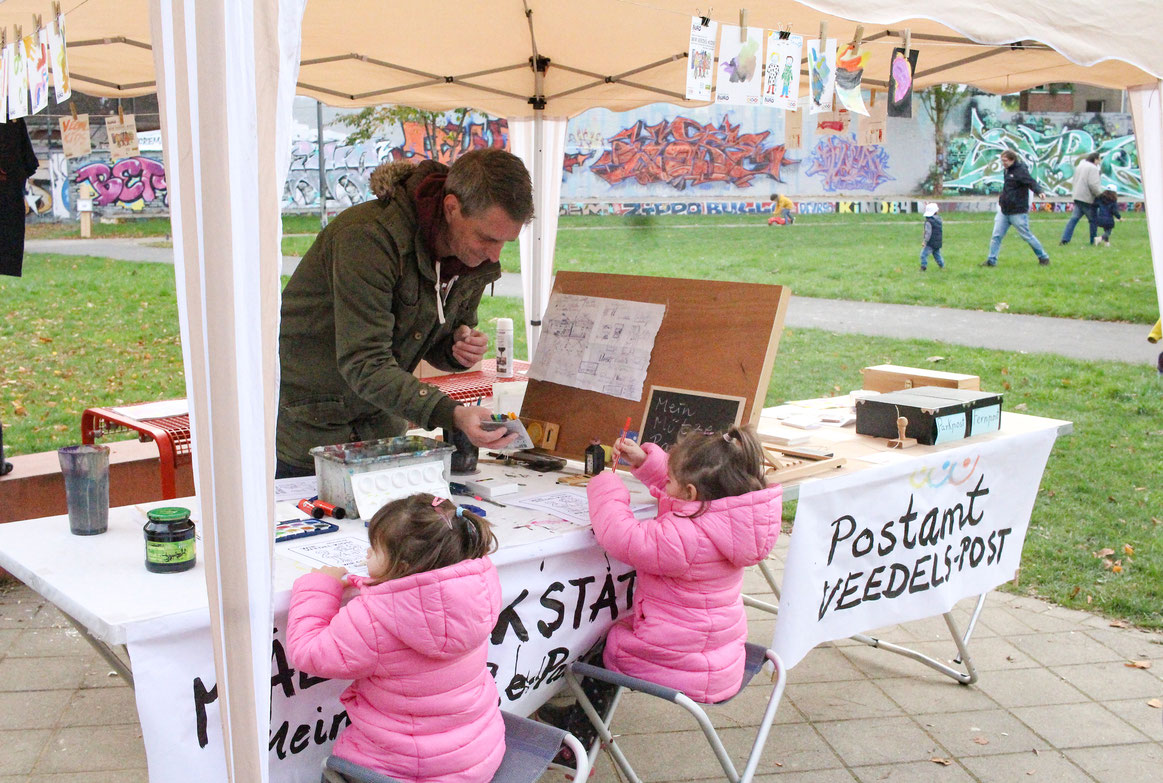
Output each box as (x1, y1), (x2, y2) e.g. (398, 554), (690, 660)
(2, 1), (1161, 780)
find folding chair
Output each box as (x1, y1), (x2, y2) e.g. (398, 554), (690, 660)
(565, 643), (786, 783)
(320, 710), (590, 783)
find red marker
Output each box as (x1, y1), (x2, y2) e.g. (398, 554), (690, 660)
(297, 499), (325, 519)
(313, 499), (346, 519)
(612, 416), (632, 473)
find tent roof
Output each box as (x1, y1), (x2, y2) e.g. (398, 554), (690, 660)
(2, 0), (1160, 116)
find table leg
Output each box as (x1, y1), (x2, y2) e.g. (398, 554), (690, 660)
(61, 612), (135, 689)
(849, 597), (982, 685)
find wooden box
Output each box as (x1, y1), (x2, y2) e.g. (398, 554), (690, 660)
(856, 386), (1002, 445)
(860, 364), (980, 393)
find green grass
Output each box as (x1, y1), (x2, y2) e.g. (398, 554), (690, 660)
(3, 254), (1160, 625)
(27, 214), (325, 241)
(544, 212), (1158, 323)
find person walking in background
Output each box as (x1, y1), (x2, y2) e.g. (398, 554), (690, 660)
(1093, 190), (1122, 246)
(984, 149), (1050, 267)
(1060, 152), (1102, 246)
(920, 202), (945, 271)
(767, 192), (796, 225)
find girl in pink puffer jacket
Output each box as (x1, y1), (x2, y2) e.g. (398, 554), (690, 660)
(588, 425), (782, 702)
(287, 494), (504, 783)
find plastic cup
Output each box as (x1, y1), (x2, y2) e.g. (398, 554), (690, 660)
(57, 444), (110, 535)
(443, 427), (479, 474)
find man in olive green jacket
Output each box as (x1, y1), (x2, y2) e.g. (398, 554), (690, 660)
(276, 149), (533, 477)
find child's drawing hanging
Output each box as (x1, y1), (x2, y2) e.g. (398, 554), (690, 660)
(716, 25), (763, 106)
(685, 16), (718, 101)
(833, 42), (869, 116)
(27, 31), (49, 115)
(762, 32), (802, 112)
(858, 97), (887, 146)
(6, 41), (29, 120)
(48, 12), (70, 102)
(887, 47), (919, 118)
(807, 38), (836, 115)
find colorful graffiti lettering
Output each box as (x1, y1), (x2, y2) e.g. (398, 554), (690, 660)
(944, 108), (1141, 198)
(562, 151), (593, 175)
(589, 116), (798, 190)
(74, 156), (168, 210)
(283, 115), (508, 209)
(804, 134), (893, 192)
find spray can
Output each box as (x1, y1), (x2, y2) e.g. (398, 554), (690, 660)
(584, 438), (605, 476)
(495, 318), (514, 378)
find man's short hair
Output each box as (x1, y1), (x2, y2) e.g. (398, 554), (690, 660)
(446, 149), (535, 224)
(1000, 150), (1018, 163)
(1085, 152), (1101, 164)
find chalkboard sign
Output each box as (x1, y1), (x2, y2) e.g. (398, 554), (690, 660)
(639, 386), (746, 451)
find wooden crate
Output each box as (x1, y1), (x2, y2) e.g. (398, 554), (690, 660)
(860, 364), (980, 393)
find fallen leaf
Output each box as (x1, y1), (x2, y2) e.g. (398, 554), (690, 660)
(973, 736), (990, 745)
(37, 335), (53, 343)
(1094, 548), (1116, 558)
(926, 355), (945, 363)
(1110, 619), (1130, 628)
(995, 302), (1009, 312)
(1153, 517), (1161, 526)
(1112, 562), (1123, 574)
(1013, 402), (1029, 411)
(12, 401), (27, 416)
(931, 757), (953, 766)
(1124, 544), (1135, 556)
(1069, 586), (1081, 599)
(1086, 595), (1093, 604)
(1147, 698), (1162, 709)
(1125, 660), (1152, 669)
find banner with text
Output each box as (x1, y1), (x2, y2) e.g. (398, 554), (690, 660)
(772, 427), (1057, 669)
(126, 541), (632, 783)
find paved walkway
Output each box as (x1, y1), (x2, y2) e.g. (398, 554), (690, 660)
(6, 237), (1161, 781)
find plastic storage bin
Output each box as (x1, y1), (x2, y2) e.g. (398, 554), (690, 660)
(310, 436), (454, 519)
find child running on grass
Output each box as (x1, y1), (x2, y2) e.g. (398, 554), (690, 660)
(920, 202), (945, 271)
(1093, 190), (1122, 246)
(287, 494), (504, 783)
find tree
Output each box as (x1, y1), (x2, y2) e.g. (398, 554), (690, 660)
(920, 85), (972, 196)
(341, 105), (472, 162)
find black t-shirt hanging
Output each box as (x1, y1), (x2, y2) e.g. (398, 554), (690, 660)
(0, 118), (40, 278)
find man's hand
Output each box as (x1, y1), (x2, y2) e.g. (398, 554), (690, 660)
(453, 404), (518, 449)
(451, 325), (488, 368)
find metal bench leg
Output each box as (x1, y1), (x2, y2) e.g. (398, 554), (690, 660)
(850, 595), (985, 685)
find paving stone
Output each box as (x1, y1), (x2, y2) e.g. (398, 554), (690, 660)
(1013, 702), (1148, 748)
(975, 604), (1039, 637)
(873, 674), (997, 715)
(784, 645), (868, 684)
(959, 749), (1096, 782)
(851, 759), (977, 782)
(904, 634), (1039, 672)
(22, 773), (151, 783)
(6, 626), (94, 658)
(1082, 627), (1163, 661)
(1008, 631), (1127, 666)
(0, 728), (52, 775)
(0, 656), (87, 692)
(0, 689), (72, 730)
(1006, 607), (1088, 634)
(788, 678), (905, 722)
(1065, 742), (1163, 783)
(972, 665), (1090, 708)
(60, 687), (139, 727)
(917, 707), (1050, 757)
(0, 628), (18, 655)
(815, 716), (943, 767)
(1051, 660), (1163, 700)
(750, 770), (860, 782)
(34, 725), (146, 774)
(1102, 698), (1163, 742)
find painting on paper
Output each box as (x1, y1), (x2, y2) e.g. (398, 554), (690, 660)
(716, 25), (763, 107)
(858, 98), (887, 146)
(784, 107), (803, 149)
(106, 114), (141, 161)
(27, 31), (49, 115)
(762, 32), (802, 111)
(0, 44), (8, 121)
(807, 38), (836, 115)
(60, 114), (91, 158)
(7, 42), (29, 120)
(887, 47), (919, 118)
(48, 13), (70, 102)
(686, 16), (718, 101)
(834, 42), (869, 115)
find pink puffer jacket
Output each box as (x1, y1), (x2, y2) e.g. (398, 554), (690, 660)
(587, 443), (782, 703)
(287, 557), (504, 783)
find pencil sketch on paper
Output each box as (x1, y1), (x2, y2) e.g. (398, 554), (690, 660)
(527, 293), (666, 401)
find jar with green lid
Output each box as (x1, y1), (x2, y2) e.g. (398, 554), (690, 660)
(143, 506), (197, 573)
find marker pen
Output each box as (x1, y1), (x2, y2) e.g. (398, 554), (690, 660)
(313, 499), (346, 519)
(297, 499), (325, 519)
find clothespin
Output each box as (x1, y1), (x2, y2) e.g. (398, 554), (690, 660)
(15, 24), (23, 43)
(69, 101), (78, 119)
(850, 25), (864, 54)
(118, 102), (125, 123)
(696, 7), (711, 27)
(33, 14), (43, 34)
(819, 21), (827, 44)
(1, 29), (7, 49)
(903, 28), (911, 58)
(739, 9), (747, 41)
(53, 2), (62, 16)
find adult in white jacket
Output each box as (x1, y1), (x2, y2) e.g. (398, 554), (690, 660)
(1060, 152), (1102, 246)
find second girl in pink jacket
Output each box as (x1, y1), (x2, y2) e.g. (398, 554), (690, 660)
(287, 494), (504, 783)
(587, 425), (782, 702)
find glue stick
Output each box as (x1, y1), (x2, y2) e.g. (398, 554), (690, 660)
(496, 318), (514, 378)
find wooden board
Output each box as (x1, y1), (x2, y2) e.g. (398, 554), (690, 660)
(521, 272), (790, 461)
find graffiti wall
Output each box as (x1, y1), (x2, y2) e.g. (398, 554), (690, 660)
(941, 102), (1140, 198)
(283, 112), (507, 210)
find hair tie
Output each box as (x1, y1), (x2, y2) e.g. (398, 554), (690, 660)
(431, 496), (454, 529)
(723, 432), (733, 443)
(455, 505), (465, 518)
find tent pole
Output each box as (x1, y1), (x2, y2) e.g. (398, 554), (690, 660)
(316, 99), (327, 228)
